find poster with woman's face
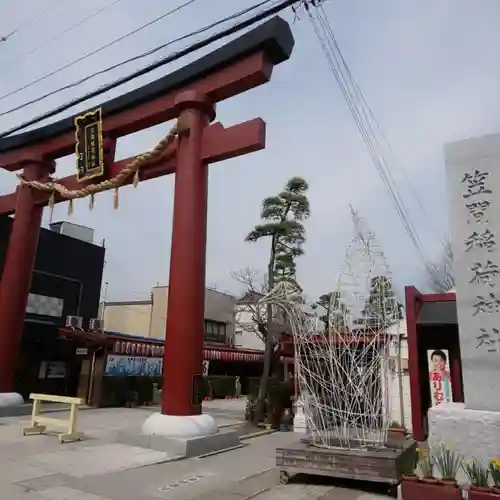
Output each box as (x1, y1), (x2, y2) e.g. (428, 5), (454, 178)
(427, 349), (453, 407)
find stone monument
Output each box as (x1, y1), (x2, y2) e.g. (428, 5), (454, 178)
(429, 132), (500, 466)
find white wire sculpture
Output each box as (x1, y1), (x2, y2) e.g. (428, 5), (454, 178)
(260, 208), (400, 450)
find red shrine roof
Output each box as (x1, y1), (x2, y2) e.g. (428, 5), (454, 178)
(405, 286), (457, 325)
(58, 327), (292, 363)
(278, 329), (388, 357)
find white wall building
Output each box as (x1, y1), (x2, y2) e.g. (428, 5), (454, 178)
(385, 318), (412, 432)
(234, 306), (265, 351)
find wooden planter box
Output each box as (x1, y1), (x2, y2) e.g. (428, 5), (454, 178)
(277, 438), (416, 497)
(387, 428), (406, 440)
(401, 478), (461, 500)
(468, 488), (500, 500)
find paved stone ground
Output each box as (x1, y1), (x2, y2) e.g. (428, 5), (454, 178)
(0, 398), (396, 499)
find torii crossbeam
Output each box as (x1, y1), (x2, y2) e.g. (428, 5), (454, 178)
(0, 16), (294, 435)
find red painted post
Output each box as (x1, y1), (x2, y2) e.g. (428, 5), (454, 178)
(161, 91), (215, 416)
(405, 286), (424, 441)
(0, 162), (51, 392)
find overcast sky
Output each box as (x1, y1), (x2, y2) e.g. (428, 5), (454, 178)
(0, 0), (498, 303)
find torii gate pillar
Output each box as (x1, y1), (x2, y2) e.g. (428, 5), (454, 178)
(142, 92), (218, 437)
(0, 161), (52, 405)
(161, 92), (213, 417)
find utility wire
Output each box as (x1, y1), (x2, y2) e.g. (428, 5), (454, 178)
(0, 0), (63, 42)
(315, 5), (432, 252)
(312, 9), (426, 263)
(318, 2), (448, 250)
(4, 0), (128, 64)
(0, 0), (199, 104)
(0, 0), (298, 138)
(305, 2), (439, 277)
(317, 4), (441, 275)
(0, 0), (259, 114)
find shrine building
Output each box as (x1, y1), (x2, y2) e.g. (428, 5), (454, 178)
(99, 287), (272, 387)
(404, 285), (462, 442)
(55, 285), (294, 406)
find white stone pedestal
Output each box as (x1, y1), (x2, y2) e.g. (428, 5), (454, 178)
(118, 413), (240, 459)
(0, 392), (23, 407)
(0, 393), (25, 417)
(293, 400), (307, 434)
(428, 402), (500, 470)
(141, 413), (218, 439)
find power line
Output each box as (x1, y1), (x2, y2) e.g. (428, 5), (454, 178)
(4, 0), (128, 64)
(316, 2), (447, 250)
(305, 2), (439, 278)
(0, 0), (63, 42)
(0, 0), (199, 104)
(0, 0), (297, 138)
(2, 0), (276, 116)
(0, 0), (266, 119)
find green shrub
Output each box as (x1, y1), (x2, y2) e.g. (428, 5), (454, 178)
(100, 377), (129, 406)
(246, 378), (294, 425)
(100, 374), (237, 407)
(267, 381), (294, 428)
(100, 376), (159, 406)
(203, 376), (236, 398)
(134, 377), (153, 403)
(247, 377), (261, 398)
(247, 377), (283, 399)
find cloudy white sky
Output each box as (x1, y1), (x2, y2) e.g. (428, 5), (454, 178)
(0, 0), (498, 303)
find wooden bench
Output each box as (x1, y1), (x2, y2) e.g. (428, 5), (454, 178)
(22, 393), (85, 443)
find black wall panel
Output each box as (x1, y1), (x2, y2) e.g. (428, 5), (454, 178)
(0, 215), (105, 322)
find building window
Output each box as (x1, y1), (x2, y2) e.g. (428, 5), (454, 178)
(204, 320), (226, 343)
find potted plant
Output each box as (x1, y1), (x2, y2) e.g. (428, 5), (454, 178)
(399, 444), (419, 481)
(401, 445), (462, 500)
(401, 447), (434, 499)
(432, 444), (462, 497)
(388, 420), (406, 440)
(463, 459), (494, 499)
(488, 458), (500, 499)
(418, 447), (435, 482)
(490, 459), (500, 496)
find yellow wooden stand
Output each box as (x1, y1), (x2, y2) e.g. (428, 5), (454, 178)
(22, 393), (85, 443)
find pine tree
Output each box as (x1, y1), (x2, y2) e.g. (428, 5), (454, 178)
(245, 177), (310, 422)
(359, 275), (402, 327)
(316, 293), (332, 328)
(315, 291), (348, 332)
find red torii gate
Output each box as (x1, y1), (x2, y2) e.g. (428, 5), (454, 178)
(0, 17), (294, 428)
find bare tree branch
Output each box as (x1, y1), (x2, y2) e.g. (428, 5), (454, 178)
(231, 267), (286, 343)
(231, 267), (268, 341)
(427, 240), (455, 293)
(230, 267), (268, 294)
